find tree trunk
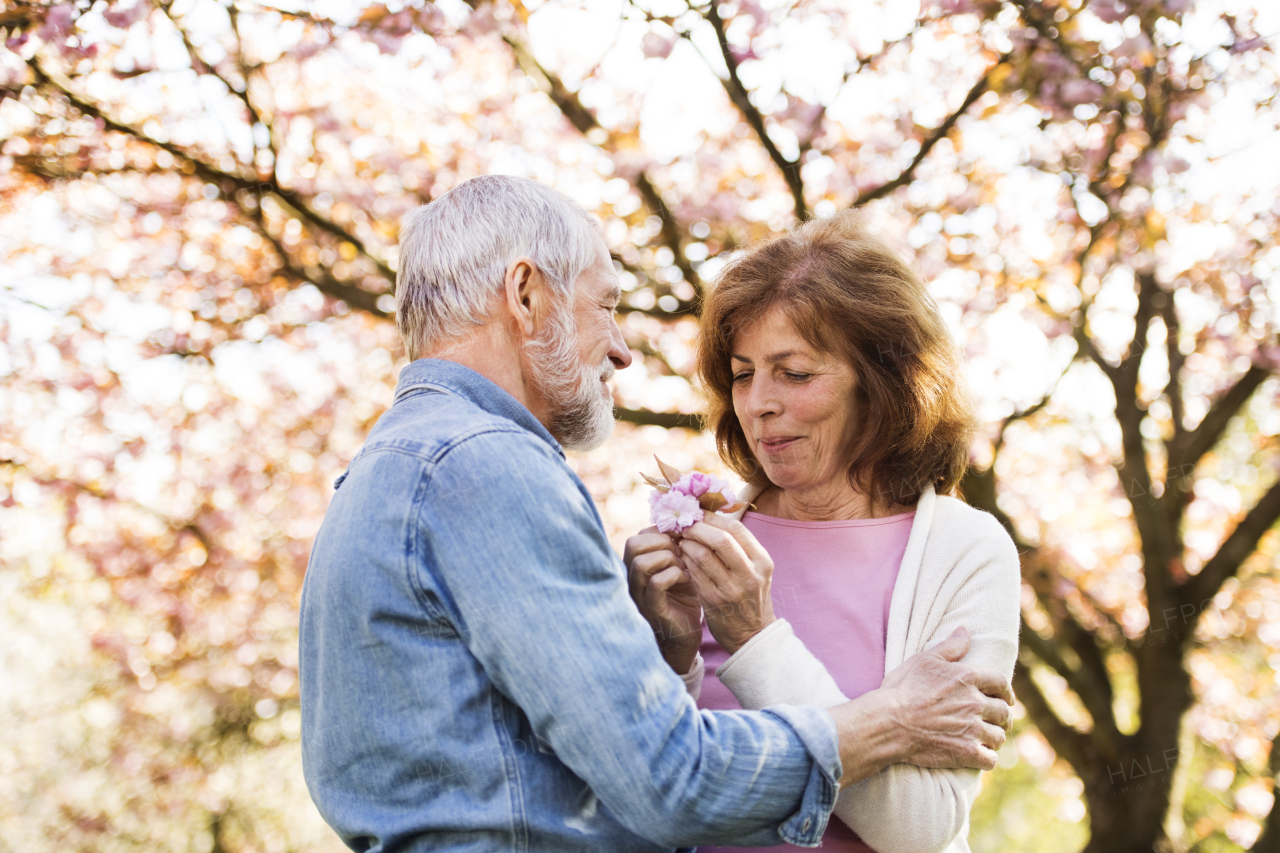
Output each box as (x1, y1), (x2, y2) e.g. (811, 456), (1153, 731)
(1076, 643), (1194, 853)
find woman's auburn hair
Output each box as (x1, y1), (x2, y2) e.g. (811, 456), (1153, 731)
(695, 210), (977, 508)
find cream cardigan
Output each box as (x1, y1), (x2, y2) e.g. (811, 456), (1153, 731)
(680, 483), (1022, 853)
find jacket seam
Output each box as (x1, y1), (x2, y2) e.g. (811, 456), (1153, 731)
(491, 692), (530, 852)
(400, 425), (551, 623)
(360, 423), (534, 468)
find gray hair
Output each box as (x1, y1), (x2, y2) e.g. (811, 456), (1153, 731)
(395, 175), (602, 359)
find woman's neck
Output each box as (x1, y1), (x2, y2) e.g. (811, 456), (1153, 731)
(754, 480), (905, 522)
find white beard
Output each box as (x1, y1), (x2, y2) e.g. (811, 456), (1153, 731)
(523, 303), (616, 452)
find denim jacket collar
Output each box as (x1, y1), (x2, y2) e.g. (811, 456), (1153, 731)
(393, 358), (565, 459)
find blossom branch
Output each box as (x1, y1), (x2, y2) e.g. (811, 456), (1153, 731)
(855, 58), (1003, 206)
(1168, 364), (1272, 478)
(25, 58), (396, 287)
(699, 0), (807, 221)
(1180, 476), (1280, 616)
(500, 31), (702, 306)
(249, 206), (390, 318)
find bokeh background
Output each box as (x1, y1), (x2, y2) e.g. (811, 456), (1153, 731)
(2, 0), (1279, 850)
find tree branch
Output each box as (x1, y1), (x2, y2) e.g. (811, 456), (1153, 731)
(1019, 552), (1125, 752)
(615, 301), (696, 318)
(700, 0), (806, 221)
(992, 359), (1073, 455)
(250, 207), (389, 317)
(1020, 620), (1122, 761)
(1169, 364), (1272, 476)
(26, 55), (712, 432)
(160, 0), (264, 139)
(1012, 661), (1095, 772)
(500, 32), (701, 300)
(1085, 272), (1186, 611)
(959, 461), (1017, 541)
(1161, 294), (1185, 446)
(1180, 475), (1280, 614)
(26, 58), (396, 288)
(633, 173), (701, 306)
(614, 407), (701, 430)
(855, 58), (1002, 206)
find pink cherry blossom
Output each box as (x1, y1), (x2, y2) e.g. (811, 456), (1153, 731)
(37, 4), (75, 43)
(103, 1), (150, 29)
(672, 471), (738, 507)
(650, 490), (704, 534)
(673, 471), (712, 497)
(1059, 79), (1104, 106)
(1089, 0), (1129, 24)
(642, 32), (676, 60)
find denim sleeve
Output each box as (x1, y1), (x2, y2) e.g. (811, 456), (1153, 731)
(414, 429), (842, 848)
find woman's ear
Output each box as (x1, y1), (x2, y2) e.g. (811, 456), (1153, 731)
(504, 256), (553, 338)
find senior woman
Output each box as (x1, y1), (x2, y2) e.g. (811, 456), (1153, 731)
(624, 211), (1021, 853)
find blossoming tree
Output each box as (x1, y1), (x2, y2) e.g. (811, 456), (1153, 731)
(1, 0), (1278, 851)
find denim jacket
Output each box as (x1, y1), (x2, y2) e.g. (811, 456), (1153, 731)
(299, 359), (842, 852)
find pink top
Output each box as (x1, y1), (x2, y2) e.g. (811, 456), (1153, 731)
(697, 508), (915, 853)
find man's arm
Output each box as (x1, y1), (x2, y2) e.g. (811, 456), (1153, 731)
(416, 430), (841, 849)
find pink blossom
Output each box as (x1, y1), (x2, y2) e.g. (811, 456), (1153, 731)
(650, 490), (704, 534)
(672, 472), (738, 507)
(1059, 79), (1104, 106)
(1089, 0), (1129, 24)
(774, 97), (824, 130)
(1256, 344), (1280, 370)
(37, 4), (75, 43)
(1038, 52), (1076, 80)
(673, 471), (712, 497)
(737, 0), (772, 39)
(715, 481), (738, 506)
(292, 40), (329, 62)
(1115, 34), (1153, 62)
(369, 30), (405, 55)
(1230, 37), (1265, 54)
(642, 32), (676, 60)
(103, 1), (150, 29)
(462, 5), (499, 37)
(1129, 153), (1154, 186)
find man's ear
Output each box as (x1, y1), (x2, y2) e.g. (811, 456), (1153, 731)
(504, 256), (554, 338)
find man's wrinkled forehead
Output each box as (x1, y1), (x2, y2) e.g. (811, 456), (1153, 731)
(577, 239), (622, 305)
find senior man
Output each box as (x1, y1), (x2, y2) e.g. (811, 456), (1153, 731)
(299, 175), (1013, 852)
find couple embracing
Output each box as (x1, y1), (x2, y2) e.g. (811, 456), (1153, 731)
(299, 175), (1022, 852)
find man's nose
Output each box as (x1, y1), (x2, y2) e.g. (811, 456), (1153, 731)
(608, 319), (633, 370)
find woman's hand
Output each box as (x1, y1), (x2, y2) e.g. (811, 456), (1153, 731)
(623, 527), (703, 675)
(678, 513), (776, 655)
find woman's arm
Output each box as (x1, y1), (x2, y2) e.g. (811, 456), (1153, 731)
(714, 511), (1021, 853)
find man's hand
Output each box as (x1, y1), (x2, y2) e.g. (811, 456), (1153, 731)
(826, 627), (1014, 787)
(623, 527), (703, 674)
(882, 627), (1012, 770)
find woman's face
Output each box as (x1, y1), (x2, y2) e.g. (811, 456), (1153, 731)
(730, 307), (859, 494)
